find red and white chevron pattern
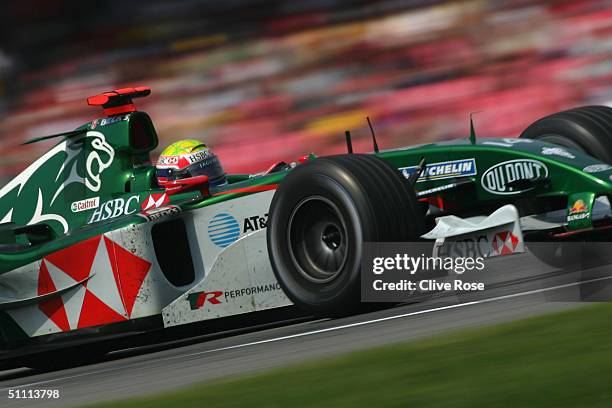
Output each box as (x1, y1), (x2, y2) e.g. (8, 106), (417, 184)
(36, 235), (151, 332)
(141, 193), (169, 211)
(491, 231), (520, 255)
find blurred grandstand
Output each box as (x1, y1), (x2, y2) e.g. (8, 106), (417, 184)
(1, 0), (612, 182)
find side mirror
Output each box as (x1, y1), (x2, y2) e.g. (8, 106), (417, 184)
(158, 175), (210, 197)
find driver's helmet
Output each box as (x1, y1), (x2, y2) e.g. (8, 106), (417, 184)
(156, 139), (227, 192)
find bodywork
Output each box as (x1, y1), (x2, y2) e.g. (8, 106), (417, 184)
(1, 94), (611, 357)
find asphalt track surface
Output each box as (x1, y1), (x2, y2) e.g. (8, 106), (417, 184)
(1, 251), (610, 408)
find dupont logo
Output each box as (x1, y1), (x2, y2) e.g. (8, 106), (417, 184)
(399, 158), (476, 182)
(71, 197), (99, 213)
(481, 159), (548, 195)
(208, 213), (241, 248)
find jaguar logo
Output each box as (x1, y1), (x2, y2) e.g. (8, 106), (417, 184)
(0, 131), (115, 233)
(85, 132), (114, 192)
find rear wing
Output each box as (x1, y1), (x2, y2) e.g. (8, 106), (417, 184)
(87, 86), (151, 116)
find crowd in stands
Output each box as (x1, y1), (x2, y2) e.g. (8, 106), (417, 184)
(1, 0), (612, 181)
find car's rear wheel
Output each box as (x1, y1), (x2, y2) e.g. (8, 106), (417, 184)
(521, 106), (612, 299)
(520, 105), (612, 163)
(267, 154), (425, 316)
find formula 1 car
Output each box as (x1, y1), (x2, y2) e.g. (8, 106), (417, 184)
(1, 87), (611, 367)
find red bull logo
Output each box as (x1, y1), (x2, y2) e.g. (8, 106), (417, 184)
(569, 199), (587, 215)
(567, 199), (590, 222)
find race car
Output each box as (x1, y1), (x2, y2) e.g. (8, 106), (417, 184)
(1, 87), (611, 368)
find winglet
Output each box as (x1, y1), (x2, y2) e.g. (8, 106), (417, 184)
(22, 129), (86, 145)
(469, 111), (482, 145)
(87, 86), (151, 116)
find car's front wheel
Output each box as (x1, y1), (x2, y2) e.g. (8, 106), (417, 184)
(267, 154), (425, 316)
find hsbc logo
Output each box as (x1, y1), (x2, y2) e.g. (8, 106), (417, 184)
(88, 196), (140, 224)
(141, 193), (169, 211)
(188, 290), (224, 310)
(435, 228), (524, 260)
(185, 150), (211, 164)
(491, 231), (520, 255)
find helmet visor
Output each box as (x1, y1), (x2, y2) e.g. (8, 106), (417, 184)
(156, 153), (226, 186)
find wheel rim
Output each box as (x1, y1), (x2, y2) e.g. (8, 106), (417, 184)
(287, 196), (349, 284)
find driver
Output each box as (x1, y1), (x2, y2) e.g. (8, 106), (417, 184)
(156, 139), (227, 194)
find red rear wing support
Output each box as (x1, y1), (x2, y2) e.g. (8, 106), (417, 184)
(87, 86), (151, 116)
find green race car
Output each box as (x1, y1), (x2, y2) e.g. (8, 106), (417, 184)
(0, 87), (610, 368)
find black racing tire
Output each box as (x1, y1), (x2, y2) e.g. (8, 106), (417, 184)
(520, 105), (612, 163)
(267, 154), (425, 316)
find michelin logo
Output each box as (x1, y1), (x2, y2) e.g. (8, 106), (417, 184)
(399, 158), (477, 182)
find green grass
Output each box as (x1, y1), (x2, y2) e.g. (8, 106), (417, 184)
(85, 304), (612, 408)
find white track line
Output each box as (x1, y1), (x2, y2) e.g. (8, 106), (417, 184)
(2, 274), (611, 392)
